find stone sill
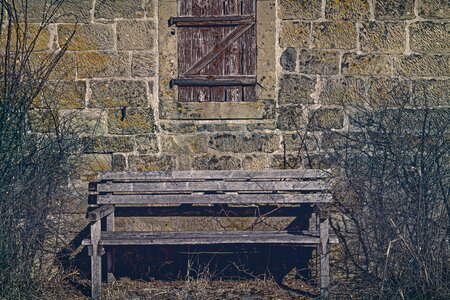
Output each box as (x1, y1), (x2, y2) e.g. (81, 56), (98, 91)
(159, 100), (275, 120)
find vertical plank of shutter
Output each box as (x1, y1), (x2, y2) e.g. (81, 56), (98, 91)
(191, 1), (209, 102)
(224, 0), (242, 102)
(178, 0), (187, 101)
(201, 3), (213, 101)
(242, 0), (256, 101)
(209, 0), (226, 101)
(179, 0), (186, 16)
(179, 0), (193, 102)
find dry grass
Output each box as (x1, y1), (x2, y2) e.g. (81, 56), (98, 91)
(44, 278), (316, 300)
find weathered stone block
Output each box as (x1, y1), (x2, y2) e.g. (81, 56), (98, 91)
(410, 22), (450, 53)
(271, 154), (303, 170)
(277, 105), (307, 131)
(90, 80), (148, 108)
(367, 78), (411, 107)
(325, 0), (370, 20)
(77, 154), (112, 181)
(192, 155), (242, 170)
(31, 53), (76, 80)
(145, 0), (155, 17)
(208, 133), (280, 153)
(160, 123), (201, 134)
(283, 134), (320, 152)
(62, 109), (108, 135)
(132, 52), (156, 77)
(246, 122), (278, 131)
(418, 0), (450, 19)
(108, 108), (155, 134)
(360, 21), (406, 53)
(306, 154), (333, 169)
(112, 154), (126, 171)
(320, 77), (366, 106)
(412, 79), (450, 106)
(279, 0), (322, 20)
(161, 134), (209, 154)
(58, 24), (114, 51)
(309, 108), (344, 130)
(280, 47), (297, 71)
(299, 50), (340, 75)
(86, 136), (134, 153)
(242, 154), (271, 170)
(279, 21), (310, 48)
(159, 101), (275, 120)
(255, 0), (278, 101)
(117, 20), (155, 50)
(312, 22), (357, 49)
(43, 81), (86, 109)
(76, 51), (129, 78)
(374, 0), (415, 20)
(278, 75), (316, 105)
(95, 0), (145, 19)
(158, 0), (178, 101)
(23, 0), (91, 23)
(128, 155), (175, 171)
(27, 109), (56, 133)
(55, 0), (92, 23)
(135, 134), (159, 154)
(0, 24), (50, 52)
(342, 53), (392, 76)
(321, 131), (362, 150)
(394, 54), (450, 76)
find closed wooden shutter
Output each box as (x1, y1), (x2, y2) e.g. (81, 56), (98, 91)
(170, 0), (256, 102)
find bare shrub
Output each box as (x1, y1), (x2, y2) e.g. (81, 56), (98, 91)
(310, 82), (449, 299)
(0, 1), (89, 298)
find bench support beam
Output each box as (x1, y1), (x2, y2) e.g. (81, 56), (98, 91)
(106, 211), (116, 283)
(89, 220), (102, 299)
(316, 205), (330, 299)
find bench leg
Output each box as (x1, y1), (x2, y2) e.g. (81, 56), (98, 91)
(106, 248), (116, 283)
(319, 218), (330, 299)
(106, 211), (115, 283)
(90, 220), (102, 299)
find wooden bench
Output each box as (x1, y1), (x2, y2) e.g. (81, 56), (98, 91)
(83, 169), (337, 299)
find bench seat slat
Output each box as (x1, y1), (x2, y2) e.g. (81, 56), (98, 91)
(82, 231), (339, 246)
(97, 180), (331, 193)
(98, 169), (331, 181)
(96, 193), (333, 205)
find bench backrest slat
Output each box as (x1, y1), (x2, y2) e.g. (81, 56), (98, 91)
(96, 193), (333, 205)
(96, 180), (330, 193)
(98, 169), (331, 181)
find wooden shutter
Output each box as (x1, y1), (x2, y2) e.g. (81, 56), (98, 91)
(170, 0), (256, 102)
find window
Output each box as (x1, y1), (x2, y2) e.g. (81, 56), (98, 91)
(170, 0), (256, 102)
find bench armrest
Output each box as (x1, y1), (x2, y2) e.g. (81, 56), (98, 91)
(88, 205), (114, 222)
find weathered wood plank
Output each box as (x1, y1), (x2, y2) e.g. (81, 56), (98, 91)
(172, 78), (256, 86)
(81, 231), (339, 246)
(169, 15), (255, 26)
(105, 211), (115, 283)
(319, 218), (330, 298)
(89, 220), (101, 299)
(96, 193), (333, 205)
(98, 169), (331, 181)
(97, 180), (331, 193)
(185, 23), (254, 76)
(88, 205), (115, 222)
(241, 0), (256, 101)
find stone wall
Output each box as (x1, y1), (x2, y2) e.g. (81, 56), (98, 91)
(26, 0), (449, 232)
(31, 0), (449, 175)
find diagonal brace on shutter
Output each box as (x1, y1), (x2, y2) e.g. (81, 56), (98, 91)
(183, 22), (254, 76)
